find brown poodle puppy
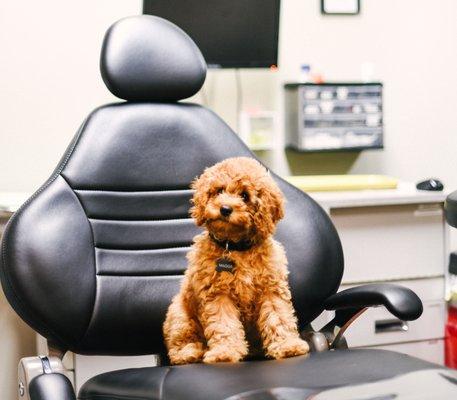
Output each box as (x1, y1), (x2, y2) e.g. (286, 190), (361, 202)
(163, 157), (309, 364)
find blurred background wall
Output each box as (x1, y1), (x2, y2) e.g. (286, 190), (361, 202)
(0, 0), (456, 188)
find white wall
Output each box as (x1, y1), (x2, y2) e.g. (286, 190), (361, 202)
(0, 3), (141, 399)
(1, 0), (457, 191)
(205, 0), (457, 187)
(291, 0), (457, 185)
(0, 0), (142, 192)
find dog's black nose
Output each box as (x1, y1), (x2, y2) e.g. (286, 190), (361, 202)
(220, 205), (233, 217)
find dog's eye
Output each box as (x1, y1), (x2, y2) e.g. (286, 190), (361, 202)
(217, 188), (224, 195)
(241, 191), (249, 202)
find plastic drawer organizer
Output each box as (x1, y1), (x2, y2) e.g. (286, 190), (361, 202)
(285, 82), (383, 152)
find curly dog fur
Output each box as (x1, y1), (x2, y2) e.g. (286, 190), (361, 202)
(163, 157), (309, 364)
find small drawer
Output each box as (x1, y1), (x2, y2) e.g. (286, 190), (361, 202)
(312, 277), (446, 336)
(340, 278), (445, 347)
(344, 299), (445, 347)
(371, 339), (444, 365)
(330, 203), (446, 283)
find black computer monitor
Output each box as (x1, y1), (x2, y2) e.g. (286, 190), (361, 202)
(143, 0), (281, 68)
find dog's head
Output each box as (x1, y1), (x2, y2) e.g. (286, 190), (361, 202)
(190, 157), (284, 243)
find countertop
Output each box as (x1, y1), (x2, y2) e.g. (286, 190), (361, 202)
(308, 182), (448, 209)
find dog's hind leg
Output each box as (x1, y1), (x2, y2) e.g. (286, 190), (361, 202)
(163, 294), (206, 365)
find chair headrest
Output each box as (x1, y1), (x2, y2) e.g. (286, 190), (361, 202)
(100, 15), (207, 102)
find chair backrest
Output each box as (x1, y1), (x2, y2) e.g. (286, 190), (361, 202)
(0, 16), (343, 357)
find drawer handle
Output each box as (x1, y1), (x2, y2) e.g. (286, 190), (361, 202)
(413, 205), (442, 217)
(375, 318), (409, 334)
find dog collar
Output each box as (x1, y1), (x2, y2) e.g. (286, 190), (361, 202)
(209, 234), (254, 252)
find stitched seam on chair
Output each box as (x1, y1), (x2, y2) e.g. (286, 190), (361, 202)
(95, 246), (191, 252)
(96, 273), (184, 278)
(83, 214), (192, 221)
(73, 187), (194, 193)
(93, 244), (193, 251)
(60, 174), (98, 348)
(88, 217), (194, 222)
(0, 113), (90, 350)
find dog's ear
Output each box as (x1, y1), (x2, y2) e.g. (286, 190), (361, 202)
(253, 179), (285, 240)
(265, 182), (285, 224)
(190, 174), (209, 226)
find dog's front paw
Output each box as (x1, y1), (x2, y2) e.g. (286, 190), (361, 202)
(203, 344), (247, 364)
(267, 337), (309, 359)
(169, 342), (205, 365)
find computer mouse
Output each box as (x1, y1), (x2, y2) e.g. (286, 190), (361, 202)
(416, 178), (444, 191)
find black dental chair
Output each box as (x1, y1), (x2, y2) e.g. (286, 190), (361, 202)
(0, 15), (451, 400)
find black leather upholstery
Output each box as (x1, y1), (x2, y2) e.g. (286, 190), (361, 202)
(0, 100), (343, 356)
(100, 16), (207, 101)
(445, 190), (457, 228)
(29, 373), (76, 400)
(79, 349), (441, 400)
(325, 283), (423, 321)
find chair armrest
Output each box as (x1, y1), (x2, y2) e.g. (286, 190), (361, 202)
(445, 190), (457, 228)
(19, 355), (75, 400)
(324, 283), (423, 321)
(321, 283), (423, 349)
(29, 373), (76, 400)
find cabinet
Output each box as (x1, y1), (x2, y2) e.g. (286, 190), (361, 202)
(310, 184), (448, 364)
(285, 82), (383, 152)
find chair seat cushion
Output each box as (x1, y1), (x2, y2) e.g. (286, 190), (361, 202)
(78, 349), (442, 400)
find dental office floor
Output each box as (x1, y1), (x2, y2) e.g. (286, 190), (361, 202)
(1, 1), (457, 399)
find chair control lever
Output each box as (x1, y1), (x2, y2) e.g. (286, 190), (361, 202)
(38, 357), (53, 374)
